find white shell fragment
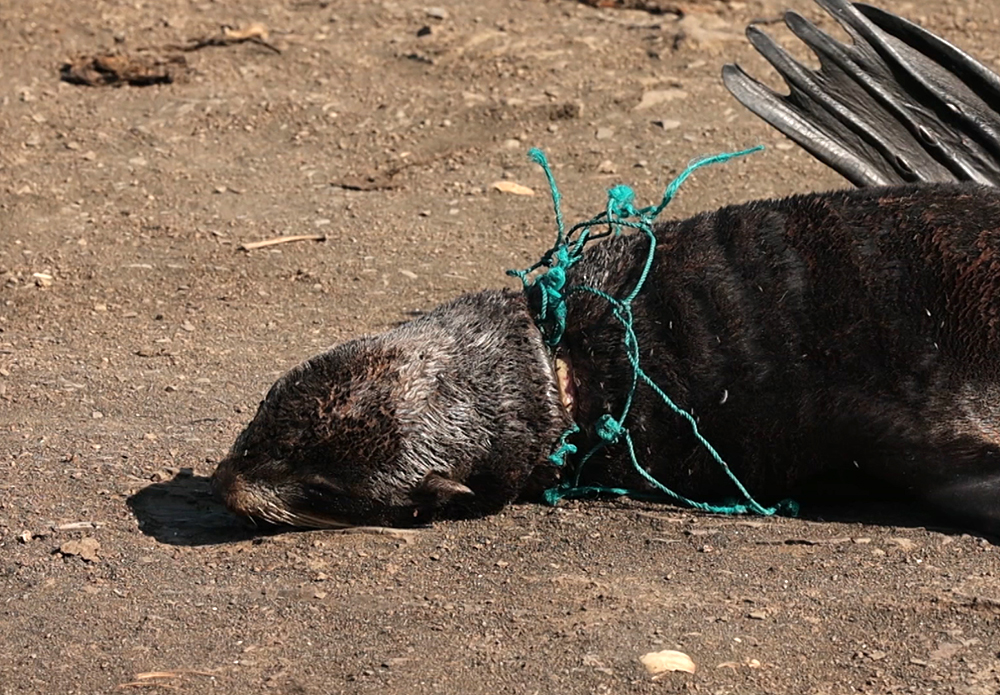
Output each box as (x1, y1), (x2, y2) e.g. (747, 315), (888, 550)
(639, 649), (697, 676)
(490, 181), (535, 196)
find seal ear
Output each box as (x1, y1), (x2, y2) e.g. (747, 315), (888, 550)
(410, 472), (475, 510)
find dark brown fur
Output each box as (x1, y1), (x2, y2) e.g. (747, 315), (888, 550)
(212, 290), (570, 527)
(214, 183), (1000, 533)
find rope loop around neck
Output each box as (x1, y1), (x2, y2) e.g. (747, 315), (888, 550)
(509, 145), (797, 518)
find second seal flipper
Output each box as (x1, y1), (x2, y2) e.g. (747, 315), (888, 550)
(723, 0), (1000, 187)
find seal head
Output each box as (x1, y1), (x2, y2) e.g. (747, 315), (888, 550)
(213, 289), (571, 527)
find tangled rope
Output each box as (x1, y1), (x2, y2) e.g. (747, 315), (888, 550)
(509, 146), (798, 517)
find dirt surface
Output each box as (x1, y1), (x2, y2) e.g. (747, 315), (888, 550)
(3, 0), (1000, 692)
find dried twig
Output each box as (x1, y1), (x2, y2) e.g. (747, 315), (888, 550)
(135, 670), (219, 679)
(327, 526), (420, 542)
(54, 521), (103, 531)
(117, 668), (218, 690)
(61, 22), (281, 88)
(239, 234), (326, 251)
(167, 23), (281, 55)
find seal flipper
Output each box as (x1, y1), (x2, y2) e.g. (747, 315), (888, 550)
(410, 472), (474, 508)
(920, 471), (1000, 536)
(723, 0), (1000, 187)
(868, 441), (1000, 536)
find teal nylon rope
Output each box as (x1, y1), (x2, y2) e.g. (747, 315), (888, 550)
(508, 145), (798, 518)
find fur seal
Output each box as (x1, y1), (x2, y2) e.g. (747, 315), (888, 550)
(214, 0), (1000, 532)
(213, 183), (1000, 534)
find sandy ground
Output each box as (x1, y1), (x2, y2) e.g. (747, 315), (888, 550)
(2, 0), (1000, 692)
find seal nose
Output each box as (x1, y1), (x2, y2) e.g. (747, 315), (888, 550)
(211, 460), (251, 515)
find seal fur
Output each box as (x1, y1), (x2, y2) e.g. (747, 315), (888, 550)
(213, 290), (570, 527)
(215, 183), (1000, 533)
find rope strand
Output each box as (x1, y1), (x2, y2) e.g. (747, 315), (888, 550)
(509, 145), (798, 518)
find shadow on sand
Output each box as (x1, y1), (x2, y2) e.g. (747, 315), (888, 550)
(759, 486), (996, 543)
(126, 472), (262, 546)
(127, 472), (996, 546)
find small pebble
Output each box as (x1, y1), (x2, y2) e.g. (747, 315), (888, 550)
(633, 88), (688, 110)
(59, 537), (101, 562)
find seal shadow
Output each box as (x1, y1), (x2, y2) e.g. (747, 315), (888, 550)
(127, 472), (261, 546)
(795, 496), (946, 529)
(125, 473), (998, 546)
(781, 475), (999, 542)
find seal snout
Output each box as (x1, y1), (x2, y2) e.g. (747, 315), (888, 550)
(211, 456), (282, 522)
(211, 459), (256, 518)
(212, 455), (357, 528)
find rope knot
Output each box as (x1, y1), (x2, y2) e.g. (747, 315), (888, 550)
(548, 440), (577, 467)
(547, 423), (580, 468)
(607, 185), (638, 220)
(594, 414), (623, 443)
(537, 265), (566, 295)
(534, 264), (568, 345)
